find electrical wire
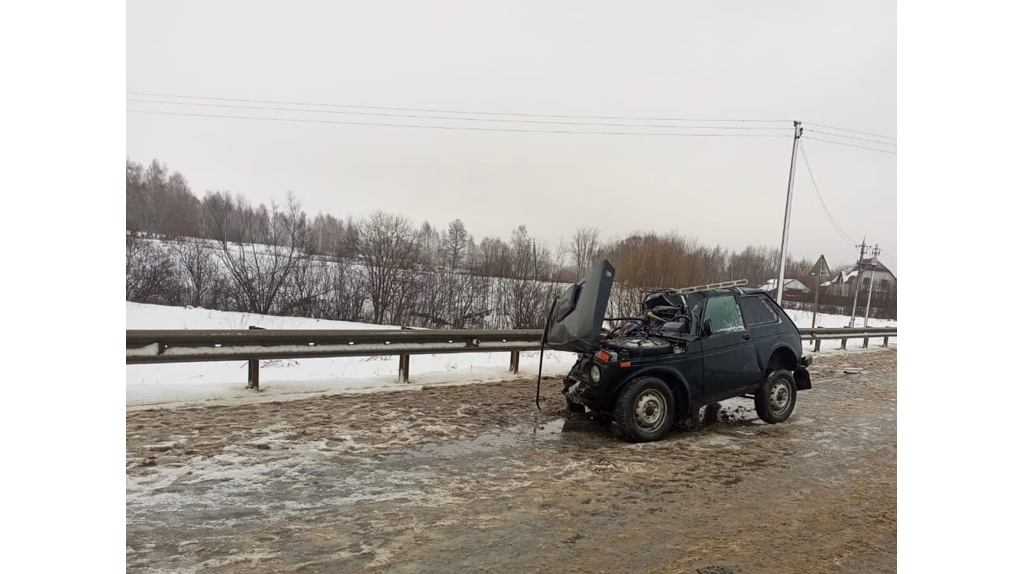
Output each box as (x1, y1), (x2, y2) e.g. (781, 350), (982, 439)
(802, 121), (892, 141)
(127, 98), (793, 131)
(803, 128), (896, 147)
(802, 136), (897, 155)
(126, 91), (792, 124)
(799, 143), (858, 246)
(126, 109), (794, 137)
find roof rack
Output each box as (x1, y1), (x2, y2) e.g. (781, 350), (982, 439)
(646, 279), (748, 295)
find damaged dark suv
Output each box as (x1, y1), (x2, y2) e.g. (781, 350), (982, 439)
(544, 260), (812, 443)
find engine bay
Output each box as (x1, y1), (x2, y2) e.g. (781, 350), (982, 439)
(602, 289), (695, 357)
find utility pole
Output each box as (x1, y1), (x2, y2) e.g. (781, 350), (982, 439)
(775, 120), (803, 305)
(863, 245), (881, 327)
(532, 239), (538, 280)
(812, 274), (821, 328)
(810, 255), (830, 329)
(848, 239), (868, 327)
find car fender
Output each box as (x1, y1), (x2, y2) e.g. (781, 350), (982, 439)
(612, 366), (697, 412)
(763, 342), (801, 375)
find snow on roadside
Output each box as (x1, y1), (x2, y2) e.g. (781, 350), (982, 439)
(126, 302), (895, 409)
(126, 303), (575, 409)
(784, 308), (897, 354)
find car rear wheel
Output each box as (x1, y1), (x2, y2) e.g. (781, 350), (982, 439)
(615, 376), (675, 442)
(755, 369), (797, 424)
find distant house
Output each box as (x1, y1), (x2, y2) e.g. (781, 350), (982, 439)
(823, 257), (896, 297)
(758, 278), (811, 294)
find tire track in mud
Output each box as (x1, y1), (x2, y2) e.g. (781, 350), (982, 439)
(127, 349), (896, 573)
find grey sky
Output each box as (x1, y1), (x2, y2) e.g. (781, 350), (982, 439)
(127, 0), (896, 274)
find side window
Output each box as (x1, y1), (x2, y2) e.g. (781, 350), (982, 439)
(738, 295), (779, 326)
(705, 295), (745, 333)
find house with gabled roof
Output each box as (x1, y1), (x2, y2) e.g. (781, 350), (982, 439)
(823, 257), (896, 297)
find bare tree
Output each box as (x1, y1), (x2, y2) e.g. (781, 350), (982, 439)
(474, 236), (512, 278)
(442, 219), (469, 270)
(200, 191), (236, 243)
(570, 227), (601, 280)
(170, 238), (217, 307)
(209, 192), (309, 314)
(126, 237), (177, 303)
(357, 211), (420, 324)
(493, 226), (559, 328)
(326, 263), (370, 322)
(279, 258), (336, 317)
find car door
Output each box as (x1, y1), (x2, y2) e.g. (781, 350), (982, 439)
(700, 294), (762, 401)
(737, 293), (784, 371)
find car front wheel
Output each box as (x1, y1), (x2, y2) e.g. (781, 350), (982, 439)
(615, 376), (675, 442)
(755, 369), (797, 424)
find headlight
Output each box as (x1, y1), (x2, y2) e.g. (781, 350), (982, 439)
(589, 364), (602, 383)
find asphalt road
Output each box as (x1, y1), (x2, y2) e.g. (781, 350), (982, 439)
(127, 348), (897, 574)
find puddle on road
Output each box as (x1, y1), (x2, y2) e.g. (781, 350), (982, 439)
(400, 418), (584, 459)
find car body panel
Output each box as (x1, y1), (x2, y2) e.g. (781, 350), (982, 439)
(545, 260), (615, 354)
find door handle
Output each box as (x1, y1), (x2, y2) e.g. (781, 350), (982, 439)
(742, 333), (751, 340)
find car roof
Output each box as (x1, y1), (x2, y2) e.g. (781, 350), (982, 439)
(684, 287), (768, 306)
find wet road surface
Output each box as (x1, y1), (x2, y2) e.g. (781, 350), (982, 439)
(127, 349), (896, 573)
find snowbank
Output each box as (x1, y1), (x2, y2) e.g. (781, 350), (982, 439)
(126, 303), (576, 409)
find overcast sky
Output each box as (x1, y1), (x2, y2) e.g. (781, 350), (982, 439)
(127, 0), (896, 274)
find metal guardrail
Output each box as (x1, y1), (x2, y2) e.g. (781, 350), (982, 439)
(126, 326), (895, 388)
(801, 326), (897, 352)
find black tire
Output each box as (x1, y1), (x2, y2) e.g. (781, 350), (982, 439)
(755, 370), (797, 424)
(754, 394), (768, 421)
(614, 377), (675, 442)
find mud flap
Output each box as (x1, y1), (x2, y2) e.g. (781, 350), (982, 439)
(795, 367), (812, 391)
(681, 403), (702, 430)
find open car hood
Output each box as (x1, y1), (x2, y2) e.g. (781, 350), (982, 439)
(544, 260), (615, 354)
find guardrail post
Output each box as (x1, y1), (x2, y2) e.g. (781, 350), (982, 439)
(399, 354), (410, 383)
(841, 337), (848, 350)
(863, 336), (870, 348)
(814, 338), (821, 353)
(398, 326), (412, 383)
(510, 350), (520, 374)
(883, 336), (889, 347)
(246, 326), (265, 390)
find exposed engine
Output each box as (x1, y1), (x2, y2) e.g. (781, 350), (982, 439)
(601, 289), (694, 358)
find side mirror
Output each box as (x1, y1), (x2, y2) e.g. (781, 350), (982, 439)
(701, 318), (713, 337)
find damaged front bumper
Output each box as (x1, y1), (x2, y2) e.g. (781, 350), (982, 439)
(564, 380), (586, 406)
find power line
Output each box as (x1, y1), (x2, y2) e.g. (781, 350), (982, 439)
(799, 144), (857, 245)
(803, 128), (896, 147)
(803, 136), (897, 155)
(803, 122), (896, 141)
(126, 109), (795, 138)
(127, 98), (793, 131)
(127, 91), (793, 124)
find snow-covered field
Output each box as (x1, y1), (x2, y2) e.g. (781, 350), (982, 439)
(126, 302), (894, 409)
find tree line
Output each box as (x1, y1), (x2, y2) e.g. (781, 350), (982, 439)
(126, 158), (831, 328)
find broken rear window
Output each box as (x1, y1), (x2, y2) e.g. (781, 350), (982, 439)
(739, 295), (779, 326)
